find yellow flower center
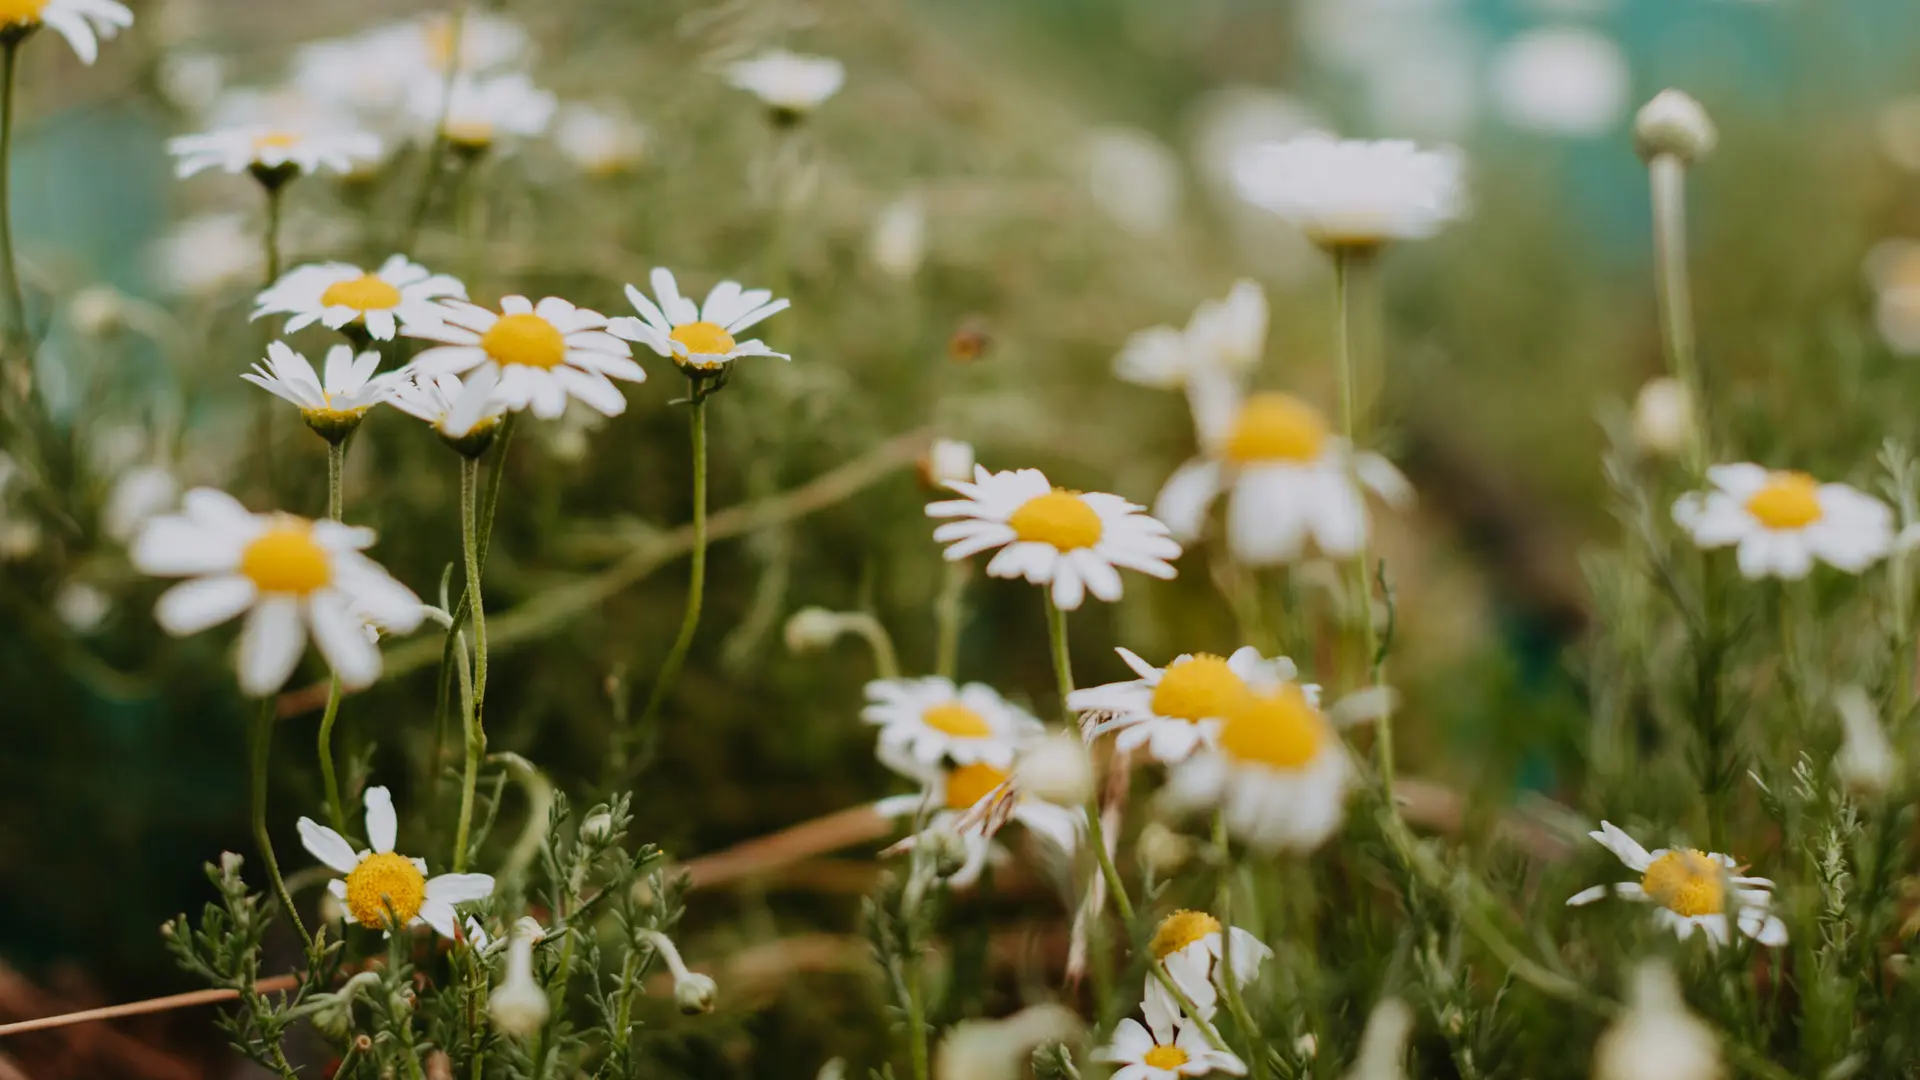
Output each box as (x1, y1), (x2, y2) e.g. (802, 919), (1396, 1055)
(425, 16), (459, 68)
(1639, 849), (1727, 918)
(1143, 1046), (1190, 1071)
(1150, 654), (1251, 724)
(320, 274), (404, 312)
(922, 702), (993, 738)
(670, 321), (738, 356)
(446, 120), (496, 148)
(1745, 472), (1823, 529)
(1008, 490), (1103, 551)
(343, 851), (428, 927)
(0, 0), (45, 24)
(481, 313), (567, 370)
(1149, 909), (1222, 959)
(1223, 393), (1328, 464)
(252, 132), (301, 150)
(944, 761), (1009, 811)
(240, 524), (332, 595)
(1217, 683), (1325, 769)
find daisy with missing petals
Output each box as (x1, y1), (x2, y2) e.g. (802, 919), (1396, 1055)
(1233, 132), (1466, 250)
(1069, 647), (1300, 764)
(610, 268), (790, 373)
(299, 786), (495, 937)
(1144, 909), (1274, 1022)
(0, 0), (131, 65)
(168, 127), (383, 182)
(242, 342), (399, 441)
(131, 489), (425, 695)
(1154, 388), (1410, 566)
(864, 676), (1044, 772)
(876, 762), (1082, 888)
(1093, 1001), (1246, 1080)
(254, 255), (466, 342)
(1672, 463), (1893, 580)
(725, 49), (845, 122)
(386, 368), (509, 457)
(1566, 821), (1787, 948)
(927, 466), (1182, 611)
(406, 295), (646, 419)
(1164, 679), (1350, 852)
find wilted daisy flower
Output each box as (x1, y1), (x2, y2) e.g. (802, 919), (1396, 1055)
(254, 255), (465, 341)
(299, 786), (495, 937)
(1144, 910), (1273, 1021)
(610, 268), (790, 372)
(1114, 281), (1267, 390)
(1566, 821), (1787, 948)
(168, 127), (383, 182)
(0, 0), (131, 65)
(554, 103), (649, 176)
(864, 676), (1043, 772)
(1233, 132), (1466, 249)
(1672, 463), (1893, 580)
(386, 368), (509, 456)
(1070, 647), (1299, 764)
(1092, 1004), (1246, 1080)
(407, 295), (646, 419)
(876, 762), (1082, 888)
(1154, 390), (1410, 565)
(725, 49), (845, 121)
(131, 489), (425, 695)
(242, 342), (399, 441)
(1164, 680), (1350, 852)
(412, 73), (556, 151)
(927, 467), (1182, 611)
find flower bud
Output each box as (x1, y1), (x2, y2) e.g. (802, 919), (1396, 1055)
(1634, 90), (1716, 163)
(488, 921), (549, 1037)
(784, 607), (847, 653)
(1014, 733), (1095, 806)
(579, 811), (616, 845)
(1632, 376), (1693, 457)
(674, 972), (718, 1015)
(920, 439), (976, 490)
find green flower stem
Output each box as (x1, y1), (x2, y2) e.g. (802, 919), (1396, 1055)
(842, 612), (901, 679)
(1647, 155), (1707, 476)
(400, 1), (470, 254)
(1214, 812), (1266, 1078)
(933, 559), (968, 679)
(263, 183), (285, 286)
(452, 454), (488, 872)
(638, 384), (709, 730)
(316, 439), (349, 836)
(250, 697), (310, 948)
(0, 36), (26, 357)
(1334, 247), (1394, 802)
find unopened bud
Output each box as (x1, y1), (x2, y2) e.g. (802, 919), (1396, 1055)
(920, 438), (975, 490)
(674, 972), (718, 1015)
(218, 851), (245, 878)
(353, 1034), (373, 1053)
(1634, 90), (1716, 163)
(579, 812), (616, 845)
(784, 607), (847, 653)
(488, 921), (549, 1037)
(1631, 376), (1693, 457)
(1014, 733), (1095, 806)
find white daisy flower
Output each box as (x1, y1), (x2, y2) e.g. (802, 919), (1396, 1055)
(406, 295), (646, 419)
(725, 49), (845, 119)
(863, 676), (1044, 773)
(242, 342), (399, 436)
(1069, 647), (1303, 764)
(555, 103), (650, 177)
(131, 488), (425, 695)
(295, 14), (531, 119)
(1092, 1006), (1246, 1080)
(0, 0), (130, 65)
(1115, 280), (1268, 390)
(411, 72), (556, 151)
(1671, 463), (1893, 580)
(254, 255), (466, 341)
(926, 466), (1182, 611)
(1163, 680), (1351, 853)
(1566, 821), (1787, 948)
(876, 762), (1083, 889)
(386, 368), (510, 454)
(1143, 909), (1273, 1023)
(1153, 389), (1410, 566)
(609, 268), (791, 372)
(1232, 132), (1466, 249)
(168, 127), (383, 181)
(299, 786), (495, 938)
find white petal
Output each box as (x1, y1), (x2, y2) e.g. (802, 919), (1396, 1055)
(425, 872), (497, 904)
(236, 596), (306, 696)
(310, 591), (382, 690)
(154, 575), (257, 635)
(364, 785), (398, 853)
(298, 817), (361, 874)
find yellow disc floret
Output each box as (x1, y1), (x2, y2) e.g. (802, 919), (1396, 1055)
(1745, 472), (1823, 529)
(1008, 490), (1103, 551)
(944, 761), (1010, 810)
(321, 274), (404, 312)
(1150, 909), (1222, 959)
(481, 313), (567, 370)
(344, 851), (427, 927)
(1639, 849), (1726, 917)
(0, 0), (46, 24)
(240, 524), (332, 595)
(922, 702), (993, 738)
(1223, 393), (1328, 465)
(669, 321), (738, 358)
(1143, 1046), (1190, 1071)
(252, 132), (301, 150)
(1217, 683), (1325, 769)
(1151, 654), (1252, 724)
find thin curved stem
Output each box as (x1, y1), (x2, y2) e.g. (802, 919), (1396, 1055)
(452, 455), (487, 872)
(638, 388), (708, 730)
(316, 439), (348, 835)
(250, 698), (310, 948)
(933, 560), (967, 679)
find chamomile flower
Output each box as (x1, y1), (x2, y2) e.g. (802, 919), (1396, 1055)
(864, 676), (1044, 772)
(1232, 132), (1466, 249)
(131, 489), (425, 695)
(241, 342), (399, 441)
(610, 268), (791, 372)
(299, 786), (495, 937)
(406, 295), (646, 419)
(1672, 463), (1893, 580)
(254, 255), (466, 342)
(1153, 390), (1410, 566)
(168, 127), (383, 181)
(1093, 1008), (1246, 1080)
(1069, 647), (1302, 764)
(725, 49), (845, 121)
(1143, 910), (1273, 1022)
(1164, 680), (1351, 852)
(927, 467), (1182, 611)
(555, 103), (650, 176)
(294, 14), (530, 119)
(876, 762), (1082, 888)
(0, 0), (131, 65)
(411, 72), (556, 151)
(1566, 821), (1787, 948)
(386, 368), (509, 456)
(1114, 280), (1268, 390)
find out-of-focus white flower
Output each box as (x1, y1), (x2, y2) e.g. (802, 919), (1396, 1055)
(68, 285), (128, 338)
(1189, 86), (1323, 193)
(922, 439), (975, 489)
(157, 51), (225, 114)
(1085, 127), (1182, 236)
(1834, 685), (1898, 799)
(1014, 732), (1095, 806)
(150, 213), (263, 297)
(1593, 962), (1722, 1080)
(869, 194), (928, 279)
(54, 581), (111, 633)
(876, 762), (1083, 888)
(103, 464), (178, 542)
(1634, 89), (1716, 163)
(386, 369), (510, 456)
(1137, 821), (1193, 874)
(1567, 821), (1787, 948)
(1877, 97), (1920, 172)
(1864, 239), (1920, 355)
(300, 786), (494, 936)
(412, 73), (556, 150)
(610, 268), (791, 372)
(554, 103), (649, 176)
(725, 49), (845, 118)
(1115, 281), (1267, 390)
(1, 0), (131, 64)
(1672, 464), (1893, 580)
(168, 127), (383, 181)
(935, 1004), (1085, 1080)
(1341, 998), (1413, 1080)
(294, 14), (530, 118)
(488, 918), (549, 1037)
(1631, 376), (1693, 457)
(1164, 678), (1351, 852)
(1490, 27), (1629, 137)
(1071, 647), (1298, 764)
(406, 295), (645, 419)
(864, 676), (1043, 772)
(1234, 132), (1467, 249)
(254, 255), (465, 341)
